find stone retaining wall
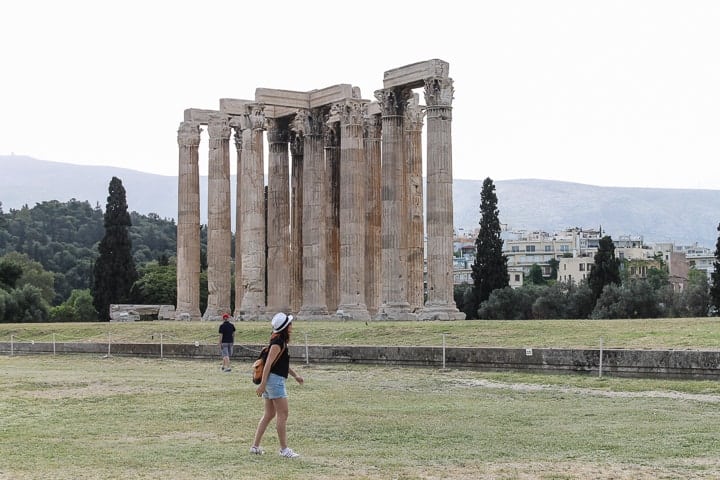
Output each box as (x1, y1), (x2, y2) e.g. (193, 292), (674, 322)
(1, 342), (718, 380)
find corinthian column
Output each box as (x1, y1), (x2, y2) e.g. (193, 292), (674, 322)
(238, 105), (267, 319)
(231, 123), (244, 317)
(297, 108), (330, 318)
(266, 117), (291, 314)
(204, 115), (232, 320)
(375, 88), (415, 320)
(176, 121), (202, 320)
(289, 130), (304, 314)
(420, 77), (465, 320)
(334, 100), (370, 320)
(364, 107), (382, 317)
(405, 94), (425, 313)
(324, 121), (340, 314)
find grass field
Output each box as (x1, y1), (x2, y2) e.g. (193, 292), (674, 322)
(2, 317), (720, 350)
(2, 353), (720, 479)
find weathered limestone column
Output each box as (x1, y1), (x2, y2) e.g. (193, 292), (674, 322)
(334, 100), (370, 320)
(420, 77), (465, 320)
(375, 88), (414, 320)
(231, 122), (244, 317)
(405, 94), (425, 313)
(176, 121), (202, 320)
(363, 106), (382, 317)
(289, 129), (304, 314)
(203, 115), (232, 320)
(297, 108), (330, 318)
(238, 105), (267, 319)
(324, 122), (340, 314)
(266, 117), (291, 314)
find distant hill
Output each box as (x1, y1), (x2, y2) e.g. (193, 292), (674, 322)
(2, 155), (718, 248)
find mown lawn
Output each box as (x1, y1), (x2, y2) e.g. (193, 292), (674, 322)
(1, 354), (720, 479)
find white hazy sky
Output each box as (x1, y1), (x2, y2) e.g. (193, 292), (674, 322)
(2, 0), (719, 189)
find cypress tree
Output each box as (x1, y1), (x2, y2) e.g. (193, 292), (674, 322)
(92, 177), (138, 320)
(709, 223), (720, 315)
(468, 177), (509, 319)
(587, 235), (621, 302)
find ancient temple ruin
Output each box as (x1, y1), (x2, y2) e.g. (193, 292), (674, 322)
(176, 59), (464, 321)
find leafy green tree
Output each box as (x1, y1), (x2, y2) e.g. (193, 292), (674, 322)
(3, 284), (49, 322)
(646, 266), (669, 291)
(547, 258), (559, 280)
(564, 281), (595, 319)
(526, 264), (546, 285)
(710, 223), (720, 316)
(587, 235), (621, 302)
(130, 263), (177, 305)
(681, 269), (710, 318)
(478, 285), (542, 320)
(0, 259), (23, 291)
(532, 282), (569, 319)
(1, 252), (55, 304)
(92, 177), (138, 321)
(468, 178), (509, 319)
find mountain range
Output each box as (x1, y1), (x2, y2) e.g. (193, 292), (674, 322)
(2, 155), (718, 249)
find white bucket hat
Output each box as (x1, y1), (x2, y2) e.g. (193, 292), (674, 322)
(271, 312), (293, 333)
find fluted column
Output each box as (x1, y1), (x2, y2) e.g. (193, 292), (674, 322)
(289, 130), (304, 314)
(176, 121), (202, 320)
(324, 122), (340, 314)
(204, 115), (232, 320)
(333, 100), (370, 320)
(420, 77), (465, 320)
(231, 123), (244, 317)
(375, 88), (414, 320)
(405, 94), (425, 313)
(266, 117), (291, 314)
(364, 109), (382, 318)
(238, 105), (267, 319)
(297, 108), (330, 318)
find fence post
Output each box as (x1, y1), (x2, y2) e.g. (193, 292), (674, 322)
(107, 332), (111, 357)
(304, 333), (309, 365)
(160, 333), (164, 359)
(599, 337), (604, 378)
(10, 334), (13, 356)
(442, 333), (446, 370)
(53, 333), (56, 355)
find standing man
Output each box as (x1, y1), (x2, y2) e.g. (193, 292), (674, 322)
(218, 313), (236, 372)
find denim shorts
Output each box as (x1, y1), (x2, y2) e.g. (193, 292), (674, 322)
(262, 373), (288, 400)
(221, 343), (233, 357)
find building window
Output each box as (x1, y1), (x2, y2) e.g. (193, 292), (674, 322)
(545, 245), (552, 252)
(514, 274), (521, 282)
(526, 245), (536, 252)
(560, 245), (569, 252)
(511, 246), (520, 252)
(579, 264), (585, 271)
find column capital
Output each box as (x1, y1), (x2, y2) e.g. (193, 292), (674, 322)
(424, 77), (454, 108)
(404, 93), (425, 131)
(266, 117), (290, 144)
(177, 121), (201, 147)
(374, 88), (411, 117)
(324, 122), (339, 148)
(208, 116), (231, 140)
(329, 100), (367, 126)
(290, 130), (304, 157)
(250, 104), (266, 131)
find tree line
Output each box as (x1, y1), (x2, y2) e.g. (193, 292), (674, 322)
(456, 177), (720, 319)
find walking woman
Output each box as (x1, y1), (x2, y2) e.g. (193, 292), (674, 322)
(250, 312), (304, 458)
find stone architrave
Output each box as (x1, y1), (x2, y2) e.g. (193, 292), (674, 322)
(335, 100), (371, 320)
(324, 121), (340, 314)
(289, 129), (304, 314)
(266, 117), (291, 314)
(405, 94), (425, 313)
(363, 105), (382, 317)
(375, 87), (414, 320)
(297, 108), (330, 318)
(176, 121), (202, 320)
(203, 115), (232, 320)
(238, 105), (267, 319)
(420, 76), (465, 320)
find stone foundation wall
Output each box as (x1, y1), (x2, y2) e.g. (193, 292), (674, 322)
(2, 342), (719, 380)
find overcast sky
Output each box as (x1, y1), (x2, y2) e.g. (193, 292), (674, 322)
(2, 0), (719, 189)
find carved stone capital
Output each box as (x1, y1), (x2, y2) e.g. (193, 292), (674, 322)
(177, 121), (201, 147)
(291, 109), (308, 136)
(332, 100), (367, 126)
(364, 113), (382, 139)
(324, 122), (339, 148)
(290, 131), (304, 157)
(208, 116), (231, 140)
(249, 104), (266, 131)
(266, 117), (290, 144)
(374, 88), (411, 117)
(424, 77), (454, 107)
(404, 94), (425, 131)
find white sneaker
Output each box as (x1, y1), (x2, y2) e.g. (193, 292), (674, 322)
(249, 446), (264, 455)
(279, 447), (299, 458)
